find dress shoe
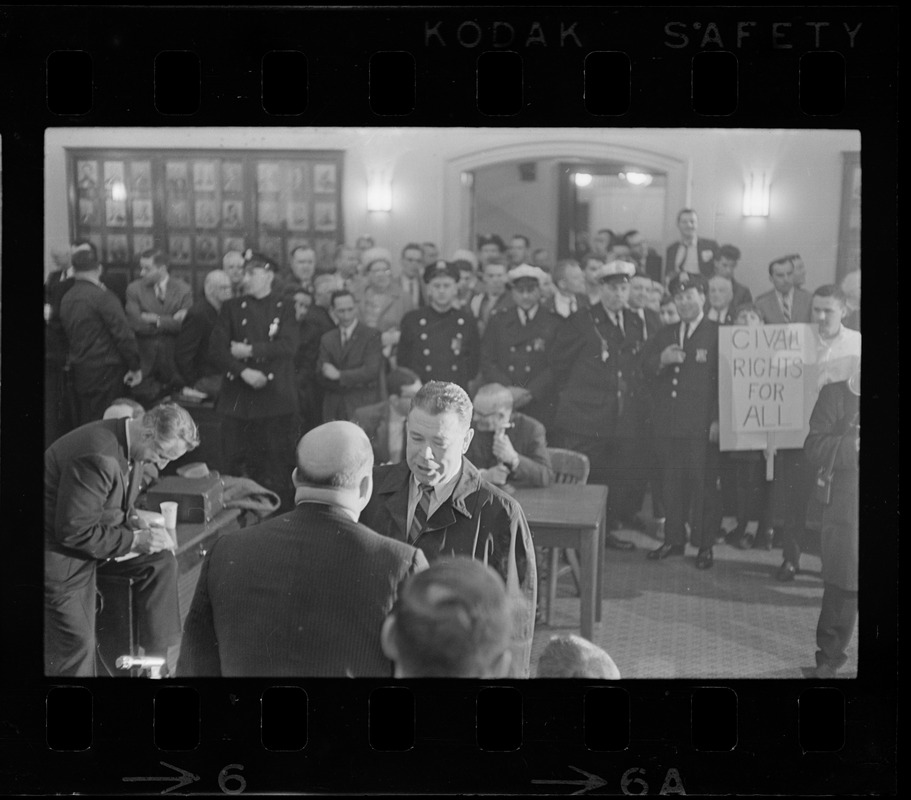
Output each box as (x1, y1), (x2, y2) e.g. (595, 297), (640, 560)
(605, 532), (635, 551)
(813, 663), (838, 679)
(695, 547), (714, 569)
(647, 543), (685, 560)
(776, 560), (798, 581)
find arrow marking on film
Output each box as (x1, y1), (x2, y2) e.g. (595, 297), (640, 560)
(123, 761), (200, 794)
(532, 765), (608, 794)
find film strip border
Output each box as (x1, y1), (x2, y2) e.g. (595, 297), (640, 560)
(0, 3), (898, 796)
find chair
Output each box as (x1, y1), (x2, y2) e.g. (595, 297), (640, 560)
(542, 448), (590, 626)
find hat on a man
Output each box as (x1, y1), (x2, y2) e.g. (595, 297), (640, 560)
(477, 234), (506, 252)
(667, 271), (707, 295)
(362, 246), (393, 271)
(598, 260), (636, 283)
(507, 264), (548, 286)
(423, 260), (461, 284)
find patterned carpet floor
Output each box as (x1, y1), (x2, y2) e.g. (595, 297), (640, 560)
(531, 526), (858, 680)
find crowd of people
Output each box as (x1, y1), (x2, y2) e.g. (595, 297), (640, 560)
(44, 206), (861, 679)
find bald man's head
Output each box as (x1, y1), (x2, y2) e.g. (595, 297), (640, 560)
(294, 421), (374, 490)
(472, 383), (514, 432)
(204, 269), (233, 308)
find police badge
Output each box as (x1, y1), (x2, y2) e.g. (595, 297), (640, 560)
(696, 348), (708, 362)
(451, 334), (462, 355)
(268, 316), (280, 340)
(533, 337), (545, 352)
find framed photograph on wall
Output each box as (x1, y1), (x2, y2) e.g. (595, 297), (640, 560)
(168, 234), (192, 265)
(132, 199), (153, 227)
(314, 163), (336, 193)
(195, 234), (220, 265)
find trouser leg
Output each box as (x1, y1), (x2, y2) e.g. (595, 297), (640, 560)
(654, 438), (688, 547)
(45, 562), (97, 677)
(99, 552), (181, 656)
(777, 450), (812, 566)
(815, 583), (858, 671)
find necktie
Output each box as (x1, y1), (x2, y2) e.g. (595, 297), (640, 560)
(155, 284), (165, 302)
(125, 460), (143, 512)
(341, 329), (348, 348)
(570, 297), (577, 315)
(409, 484), (434, 543)
(781, 294), (791, 322)
(638, 309), (647, 340)
(680, 322), (688, 347)
(519, 309), (526, 326)
(678, 244), (688, 270)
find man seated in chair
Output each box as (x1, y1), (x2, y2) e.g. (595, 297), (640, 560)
(466, 383), (553, 488)
(352, 368), (423, 465)
(45, 403), (199, 676)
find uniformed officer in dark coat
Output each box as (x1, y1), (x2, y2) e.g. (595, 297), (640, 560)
(209, 252), (299, 511)
(397, 261), (480, 393)
(641, 271), (720, 569)
(550, 260), (645, 550)
(480, 264), (560, 429)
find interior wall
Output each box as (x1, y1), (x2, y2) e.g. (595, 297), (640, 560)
(46, 127), (859, 298)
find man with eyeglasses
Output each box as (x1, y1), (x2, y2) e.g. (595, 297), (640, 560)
(45, 403), (199, 676)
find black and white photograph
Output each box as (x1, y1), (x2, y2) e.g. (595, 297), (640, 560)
(43, 126), (863, 682)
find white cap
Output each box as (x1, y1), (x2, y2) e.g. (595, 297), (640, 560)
(507, 264), (548, 285)
(598, 260), (636, 281)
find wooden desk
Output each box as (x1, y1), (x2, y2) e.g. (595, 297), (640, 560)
(512, 484), (608, 641)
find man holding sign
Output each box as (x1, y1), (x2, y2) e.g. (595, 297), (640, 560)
(643, 272), (720, 569)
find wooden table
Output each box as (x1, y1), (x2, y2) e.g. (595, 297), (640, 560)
(512, 484), (608, 641)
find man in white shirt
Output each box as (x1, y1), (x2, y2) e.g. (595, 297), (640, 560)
(814, 284), (861, 388)
(665, 208), (718, 279)
(548, 259), (586, 319)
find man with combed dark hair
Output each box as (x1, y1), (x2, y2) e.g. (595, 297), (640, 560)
(359, 381), (537, 677)
(665, 208), (718, 280)
(536, 634), (621, 679)
(45, 403), (199, 676)
(712, 244), (752, 310)
(381, 557), (514, 678)
(754, 256), (812, 324)
(179, 422), (428, 677)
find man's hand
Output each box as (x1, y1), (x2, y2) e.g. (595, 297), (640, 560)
(173, 309), (188, 323)
(241, 368), (268, 389)
(231, 341), (253, 360)
(140, 311), (159, 324)
(131, 527), (173, 555)
(709, 420), (720, 443)
(380, 329), (401, 348)
(321, 362), (341, 380)
(123, 369), (143, 387)
(492, 432), (520, 469)
(480, 464), (510, 485)
(660, 344), (686, 366)
(508, 386), (533, 409)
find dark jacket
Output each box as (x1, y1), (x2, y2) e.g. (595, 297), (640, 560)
(465, 412), (553, 488)
(804, 381), (859, 591)
(359, 459), (537, 677)
(397, 305), (481, 392)
(550, 304), (645, 438)
(480, 306), (560, 424)
(125, 277), (194, 378)
(209, 292), (299, 419)
(175, 297), (220, 386)
(59, 278), (140, 375)
(641, 316), (719, 439)
(317, 323), (384, 421)
(178, 502), (428, 677)
(666, 238), (719, 279)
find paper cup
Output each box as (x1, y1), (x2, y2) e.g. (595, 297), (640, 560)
(159, 501), (179, 530)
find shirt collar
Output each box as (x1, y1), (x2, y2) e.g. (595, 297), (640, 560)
(410, 469), (460, 505)
(74, 272), (103, 287)
(293, 487), (359, 522)
(340, 319), (358, 336)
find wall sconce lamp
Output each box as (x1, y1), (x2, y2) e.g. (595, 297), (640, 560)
(743, 171), (770, 217)
(367, 172), (392, 212)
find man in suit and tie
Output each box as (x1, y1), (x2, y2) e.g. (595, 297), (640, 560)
(480, 264), (560, 428)
(624, 230), (663, 283)
(754, 256), (813, 324)
(126, 249), (194, 403)
(175, 269), (233, 398)
(643, 272), (720, 569)
(318, 290), (384, 422)
(352, 368), (423, 465)
(45, 403), (198, 676)
(358, 381), (537, 677)
(549, 260), (645, 547)
(706, 274), (737, 325)
(627, 272), (662, 339)
(713, 245), (752, 310)
(547, 259), (587, 319)
(178, 421), (429, 677)
(399, 243), (427, 308)
(665, 208), (718, 280)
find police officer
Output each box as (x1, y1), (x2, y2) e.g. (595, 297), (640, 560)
(209, 252), (299, 511)
(480, 264), (559, 429)
(397, 261), (480, 393)
(642, 271), (719, 569)
(550, 260), (646, 550)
